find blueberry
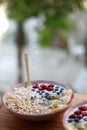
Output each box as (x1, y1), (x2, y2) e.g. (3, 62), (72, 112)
(53, 90), (56, 93)
(45, 92), (49, 95)
(57, 92), (60, 95)
(67, 119), (73, 123)
(62, 88), (64, 90)
(74, 118), (79, 123)
(55, 89), (58, 91)
(83, 118), (87, 121)
(55, 86), (60, 89)
(42, 91), (45, 93)
(60, 90), (63, 93)
(36, 90), (40, 93)
(32, 89), (35, 91)
(45, 93), (51, 100)
(46, 95), (51, 100)
(39, 93), (42, 95)
(60, 88), (64, 91)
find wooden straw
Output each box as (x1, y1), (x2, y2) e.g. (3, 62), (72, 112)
(24, 53), (31, 87)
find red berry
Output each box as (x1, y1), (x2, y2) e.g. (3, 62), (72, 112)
(38, 87), (43, 90)
(79, 106), (87, 111)
(74, 110), (82, 115)
(40, 84), (48, 90)
(82, 112), (87, 116)
(47, 87), (53, 91)
(69, 114), (77, 119)
(48, 84), (54, 88)
(33, 86), (38, 89)
(77, 114), (83, 119)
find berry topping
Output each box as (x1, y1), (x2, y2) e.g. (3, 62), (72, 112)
(33, 85), (39, 89)
(61, 88), (64, 91)
(60, 90), (63, 93)
(67, 105), (87, 129)
(32, 89), (35, 91)
(38, 87), (43, 90)
(33, 84), (56, 91)
(39, 93), (42, 95)
(40, 84), (48, 90)
(79, 106), (87, 111)
(48, 84), (54, 88)
(68, 119), (73, 123)
(47, 87), (53, 91)
(83, 118), (87, 121)
(36, 90), (40, 93)
(53, 90), (56, 93)
(55, 86), (60, 89)
(45, 92), (49, 95)
(69, 114), (77, 119)
(74, 110), (82, 115)
(57, 92), (60, 95)
(77, 114), (83, 119)
(55, 89), (58, 91)
(74, 118), (79, 123)
(45, 93), (51, 100)
(82, 112), (87, 116)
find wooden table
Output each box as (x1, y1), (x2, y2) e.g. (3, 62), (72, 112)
(0, 93), (87, 130)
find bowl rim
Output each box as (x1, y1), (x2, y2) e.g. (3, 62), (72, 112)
(2, 80), (74, 117)
(63, 101), (87, 130)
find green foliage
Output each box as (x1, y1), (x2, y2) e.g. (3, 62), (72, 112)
(1, 0), (85, 22)
(0, 0), (3, 3)
(37, 0), (85, 47)
(2, 0), (50, 22)
(38, 14), (75, 47)
(38, 28), (53, 47)
(0, 0), (85, 47)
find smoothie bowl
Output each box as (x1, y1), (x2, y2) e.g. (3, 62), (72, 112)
(63, 101), (87, 130)
(2, 80), (73, 121)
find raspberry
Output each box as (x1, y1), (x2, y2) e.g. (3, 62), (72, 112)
(77, 114), (83, 119)
(82, 112), (87, 116)
(40, 85), (48, 90)
(48, 84), (54, 88)
(38, 87), (43, 90)
(33, 86), (38, 89)
(47, 87), (53, 91)
(69, 114), (77, 119)
(79, 106), (87, 111)
(74, 110), (82, 115)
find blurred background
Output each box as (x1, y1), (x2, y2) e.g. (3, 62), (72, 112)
(0, 0), (87, 98)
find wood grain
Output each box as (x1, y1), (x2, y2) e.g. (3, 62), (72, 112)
(24, 53), (31, 87)
(0, 93), (87, 130)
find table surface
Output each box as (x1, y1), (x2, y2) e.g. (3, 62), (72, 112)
(0, 93), (87, 130)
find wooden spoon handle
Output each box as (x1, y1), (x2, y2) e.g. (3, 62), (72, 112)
(24, 53), (31, 87)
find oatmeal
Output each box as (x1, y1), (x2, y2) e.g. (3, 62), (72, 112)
(6, 83), (72, 115)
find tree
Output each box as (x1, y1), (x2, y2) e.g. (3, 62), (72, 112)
(38, 0), (85, 47)
(0, 0), (50, 82)
(0, 0), (85, 82)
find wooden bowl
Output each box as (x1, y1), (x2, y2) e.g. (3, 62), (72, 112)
(2, 80), (73, 121)
(63, 101), (87, 130)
